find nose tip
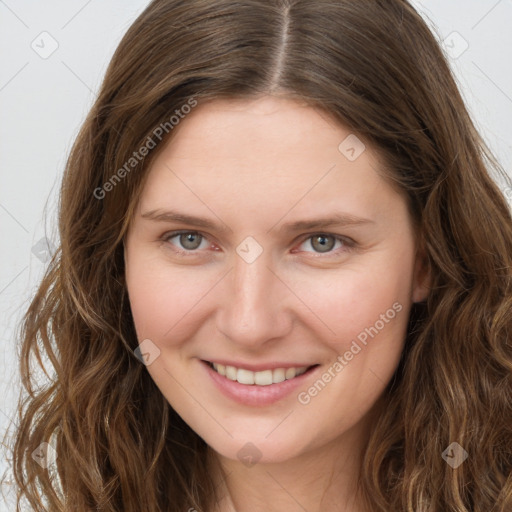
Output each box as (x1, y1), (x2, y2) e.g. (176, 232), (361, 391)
(215, 256), (292, 347)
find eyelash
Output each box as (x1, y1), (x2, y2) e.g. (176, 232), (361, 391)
(160, 230), (357, 258)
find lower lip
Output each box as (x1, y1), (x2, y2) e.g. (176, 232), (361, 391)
(202, 360), (319, 407)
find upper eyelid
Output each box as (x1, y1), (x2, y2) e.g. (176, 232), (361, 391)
(163, 229), (216, 246)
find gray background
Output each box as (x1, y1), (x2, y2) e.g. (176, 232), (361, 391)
(1, 1), (511, 509)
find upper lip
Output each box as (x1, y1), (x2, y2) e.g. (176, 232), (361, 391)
(203, 359), (318, 372)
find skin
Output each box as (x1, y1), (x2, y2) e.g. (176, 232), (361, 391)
(124, 96), (430, 511)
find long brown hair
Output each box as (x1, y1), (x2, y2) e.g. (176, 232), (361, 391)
(4, 0), (512, 510)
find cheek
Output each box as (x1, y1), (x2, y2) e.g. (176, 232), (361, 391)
(293, 250), (414, 358)
(290, 260), (412, 434)
(125, 248), (218, 345)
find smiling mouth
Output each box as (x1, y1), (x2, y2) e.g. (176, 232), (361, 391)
(205, 361), (319, 386)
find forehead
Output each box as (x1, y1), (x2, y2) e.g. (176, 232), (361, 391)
(135, 96), (405, 230)
(164, 95), (357, 163)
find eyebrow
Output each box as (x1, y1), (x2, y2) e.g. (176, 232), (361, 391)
(141, 209), (231, 233)
(276, 214), (374, 232)
(140, 209), (374, 233)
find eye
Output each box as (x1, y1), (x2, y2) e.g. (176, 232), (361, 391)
(163, 231), (211, 253)
(160, 230), (355, 257)
(295, 234), (353, 254)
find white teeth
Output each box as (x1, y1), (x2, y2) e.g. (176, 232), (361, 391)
(285, 367), (296, 380)
(212, 363), (309, 385)
(254, 369), (273, 386)
(237, 368), (254, 385)
(225, 365), (237, 380)
(272, 368), (286, 383)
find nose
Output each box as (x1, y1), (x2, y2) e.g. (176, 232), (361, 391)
(215, 250), (293, 348)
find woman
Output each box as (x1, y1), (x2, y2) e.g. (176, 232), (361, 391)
(8, 0), (512, 510)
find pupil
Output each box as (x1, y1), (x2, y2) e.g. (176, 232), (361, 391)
(181, 233), (201, 250)
(313, 235), (334, 253)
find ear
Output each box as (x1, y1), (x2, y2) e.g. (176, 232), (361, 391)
(411, 243), (431, 303)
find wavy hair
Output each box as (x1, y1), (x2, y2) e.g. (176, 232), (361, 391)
(4, 0), (512, 510)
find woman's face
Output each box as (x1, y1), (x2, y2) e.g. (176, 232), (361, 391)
(124, 96), (429, 464)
